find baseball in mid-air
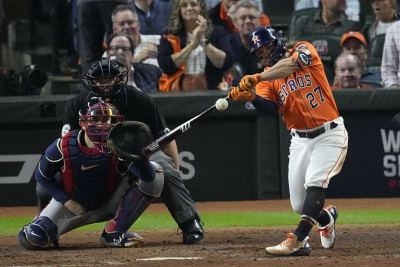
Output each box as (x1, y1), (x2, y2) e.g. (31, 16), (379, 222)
(215, 98), (229, 111)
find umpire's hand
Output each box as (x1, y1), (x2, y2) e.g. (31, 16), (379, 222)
(64, 199), (87, 216)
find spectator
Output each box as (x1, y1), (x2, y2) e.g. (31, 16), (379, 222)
(133, 0), (172, 35)
(381, 20), (400, 88)
(332, 52), (371, 89)
(295, 0), (361, 22)
(205, 0), (263, 12)
(289, 0), (360, 42)
(363, 0), (399, 43)
(107, 32), (162, 92)
(228, 0), (264, 75)
(208, 0), (270, 34)
(78, 0), (129, 74)
(340, 31), (381, 86)
(157, 0), (233, 91)
(112, 4), (160, 68)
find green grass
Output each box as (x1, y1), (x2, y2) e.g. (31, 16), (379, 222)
(1, 210), (400, 235)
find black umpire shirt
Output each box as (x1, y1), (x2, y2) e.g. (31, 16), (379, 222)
(63, 85), (168, 139)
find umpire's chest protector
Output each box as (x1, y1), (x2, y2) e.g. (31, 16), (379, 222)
(61, 131), (120, 210)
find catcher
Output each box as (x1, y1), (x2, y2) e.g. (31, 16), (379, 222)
(18, 101), (164, 249)
(229, 26), (348, 256)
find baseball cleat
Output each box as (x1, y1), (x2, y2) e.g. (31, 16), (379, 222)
(100, 230), (144, 248)
(265, 233), (311, 256)
(318, 205), (338, 249)
(181, 219), (204, 244)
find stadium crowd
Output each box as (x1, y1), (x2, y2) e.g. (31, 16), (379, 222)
(0, 0), (400, 92)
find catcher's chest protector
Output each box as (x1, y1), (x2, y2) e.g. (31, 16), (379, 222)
(61, 131), (120, 209)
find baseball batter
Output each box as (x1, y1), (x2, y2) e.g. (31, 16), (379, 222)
(18, 101), (164, 249)
(229, 26), (348, 256)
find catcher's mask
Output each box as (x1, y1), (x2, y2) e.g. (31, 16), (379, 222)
(81, 58), (128, 97)
(80, 100), (124, 153)
(248, 26), (287, 66)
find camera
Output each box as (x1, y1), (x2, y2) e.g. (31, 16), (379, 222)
(0, 65), (48, 96)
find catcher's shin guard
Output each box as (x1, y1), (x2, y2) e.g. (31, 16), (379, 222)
(18, 216), (58, 250)
(105, 185), (153, 234)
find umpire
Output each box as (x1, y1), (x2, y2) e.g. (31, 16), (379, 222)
(36, 58), (204, 244)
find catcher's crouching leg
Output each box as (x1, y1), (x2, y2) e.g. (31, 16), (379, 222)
(18, 216), (58, 250)
(101, 162), (164, 248)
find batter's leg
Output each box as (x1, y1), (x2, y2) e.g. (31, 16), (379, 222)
(287, 136), (311, 214)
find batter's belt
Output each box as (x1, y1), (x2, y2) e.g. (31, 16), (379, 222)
(293, 121), (338, 139)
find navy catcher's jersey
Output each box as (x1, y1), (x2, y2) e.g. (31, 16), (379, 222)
(35, 130), (138, 210)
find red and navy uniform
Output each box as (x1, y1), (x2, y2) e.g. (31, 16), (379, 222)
(35, 130), (123, 210)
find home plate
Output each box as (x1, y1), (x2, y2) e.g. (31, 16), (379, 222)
(136, 257), (202, 261)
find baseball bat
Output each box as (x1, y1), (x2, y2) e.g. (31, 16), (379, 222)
(142, 96), (230, 157)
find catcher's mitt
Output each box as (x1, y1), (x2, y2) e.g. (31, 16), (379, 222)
(107, 121), (154, 161)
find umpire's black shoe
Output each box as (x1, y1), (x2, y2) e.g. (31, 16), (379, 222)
(181, 219), (204, 244)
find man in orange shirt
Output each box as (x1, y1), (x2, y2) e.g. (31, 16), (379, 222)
(229, 26), (348, 256)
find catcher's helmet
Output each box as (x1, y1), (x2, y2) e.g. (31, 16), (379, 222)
(81, 58), (128, 97)
(248, 26), (287, 64)
(80, 100), (124, 153)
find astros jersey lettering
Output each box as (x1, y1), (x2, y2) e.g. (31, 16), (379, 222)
(255, 41), (339, 130)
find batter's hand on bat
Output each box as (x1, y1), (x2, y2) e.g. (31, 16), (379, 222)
(228, 86), (255, 101)
(239, 74), (261, 92)
(64, 199), (87, 216)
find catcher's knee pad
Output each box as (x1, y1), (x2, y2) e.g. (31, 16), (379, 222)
(301, 186), (326, 221)
(18, 216), (58, 250)
(138, 161), (164, 197)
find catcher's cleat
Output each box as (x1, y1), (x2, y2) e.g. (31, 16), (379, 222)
(265, 233), (311, 256)
(181, 219), (205, 244)
(318, 205), (338, 249)
(100, 230), (144, 248)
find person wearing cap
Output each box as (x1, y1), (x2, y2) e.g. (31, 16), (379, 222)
(332, 52), (371, 89)
(363, 0), (399, 43)
(339, 31), (382, 87)
(381, 20), (400, 88)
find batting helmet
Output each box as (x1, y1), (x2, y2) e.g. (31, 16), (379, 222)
(80, 100), (124, 153)
(81, 58), (128, 97)
(248, 26), (287, 64)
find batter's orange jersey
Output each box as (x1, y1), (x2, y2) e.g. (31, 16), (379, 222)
(255, 41), (339, 130)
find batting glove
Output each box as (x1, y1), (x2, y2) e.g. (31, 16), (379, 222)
(239, 74), (261, 92)
(228, 86), (255, 101)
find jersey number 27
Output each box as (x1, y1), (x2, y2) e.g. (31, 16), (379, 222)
(305, 86), (325, 109)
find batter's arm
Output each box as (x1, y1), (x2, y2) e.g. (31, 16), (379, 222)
(251, 95), (278, 115)
(259, 56), (300, 81)
(162, 140), (180, 169)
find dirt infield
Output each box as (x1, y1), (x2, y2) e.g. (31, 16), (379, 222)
(1, 198), (400, 267)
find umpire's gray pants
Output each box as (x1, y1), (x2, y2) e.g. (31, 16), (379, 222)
(150, 150), (199, 225)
